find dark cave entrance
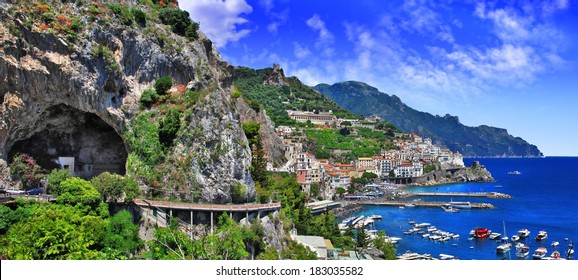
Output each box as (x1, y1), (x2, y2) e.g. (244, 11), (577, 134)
(8, 104), (127, 179)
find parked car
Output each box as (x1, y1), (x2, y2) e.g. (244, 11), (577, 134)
(6, 188), (25, 194)
(26, 188), (43, 195)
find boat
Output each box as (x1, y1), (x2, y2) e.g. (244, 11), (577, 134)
(489, 232), (502, 240)
(497, 243), (512, 254)
(496, 221), (512, 255)
(517, 229), (531, 238)
(551, 250), (561, 259)
(551, 241), (559, 247)
(422, 233), (430, 238)
(441, 205), (459, 213)
(472, 227), (491, 239)
(414, 222), (431, 228)
(511, 235), (520, 242)
(494, 185), (503, 188)
(439, 253), (457, 260)
(368, 214), (382, 220)
(536, 230), (548, 241)
(566, 241), (574, 259)
(516, 244), (530, 258)
(532, 247), (548, 260)
(508, 171), (522, 175)
(404, 203), (417, 208)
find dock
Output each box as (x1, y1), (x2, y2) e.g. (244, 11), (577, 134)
(351, 200), (495, 209)
(403, 192), (511, 198)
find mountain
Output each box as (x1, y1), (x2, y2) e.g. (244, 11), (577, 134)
(314, 81), (543, 158)
(0, 0), (258, 203)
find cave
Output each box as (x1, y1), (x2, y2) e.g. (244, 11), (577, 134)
(8, 104), (127, 179)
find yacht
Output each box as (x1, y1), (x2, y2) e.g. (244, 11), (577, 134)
(532, 247), (548, 260)
(489, 232), (502, 240)
(472, 227), (491, 239)
(517, 229), (531, 238)
(551, 241), (559, 247)
(536, 230), (548, 241)
(441, 205), (460, 212)
(511, 235), (520, 242)
(516, 244), (530, 258)
(497, 242), (512, 254)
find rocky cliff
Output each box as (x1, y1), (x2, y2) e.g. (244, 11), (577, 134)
(0, 0), (256, 203)
(415, 161), (495, 186)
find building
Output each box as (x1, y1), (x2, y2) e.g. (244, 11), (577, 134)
(286, 110), (337, 125)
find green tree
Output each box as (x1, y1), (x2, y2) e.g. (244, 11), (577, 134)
(372, 231), (397, 260)
(154, 76), (173, 95)
(57, 178), (101, 208)
(91, 172), (124, 203)
(214, 214), (249, 260)
(1, 204), (106, 260)
(158, 109), (181, 148)
(103, 210), (142, 259)
(46, 168), (72, 195)
(231, 182), (248, 203)
(9, 153), (44, 189)
(147, 218), (194, 260)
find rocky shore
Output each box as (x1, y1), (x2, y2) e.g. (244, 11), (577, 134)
(408, 161), (495, 187)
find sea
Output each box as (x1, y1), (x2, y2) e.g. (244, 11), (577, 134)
(348, 157), (578, 260)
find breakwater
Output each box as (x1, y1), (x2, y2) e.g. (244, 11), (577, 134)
(400, 192), (511, 199)
(355, 200), (495, 209)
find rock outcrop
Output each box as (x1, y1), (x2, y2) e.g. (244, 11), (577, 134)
(413, 161), (495, 186)
(0, 1), (255, 203)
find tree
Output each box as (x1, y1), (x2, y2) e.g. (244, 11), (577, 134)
(140, 88), (159, 108)
(341, 121), (352, 126)
(213, 214), (249, 260)
(46, 168), (72, 195)
(1, 204), (106, 260)
(371, 231), (397, 260)
(57, 178), (101, 208)
(339, 127), (350, 136)
(9, 153), (44, 189)
(91, 172), (124, 203)
(103, 210), (142, 259)
(158, 109), (181, 148)
(147, 218), (194, 260)
(231, 182), (247, 203)
(154, 76), (173, 95)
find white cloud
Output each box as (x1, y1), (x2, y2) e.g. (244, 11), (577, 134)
(179, 0), (253, 48)
(293, 42), (311, 59)
(306, 14), (335, 56)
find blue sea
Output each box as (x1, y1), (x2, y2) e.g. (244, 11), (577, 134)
(349, 157), (578, 260)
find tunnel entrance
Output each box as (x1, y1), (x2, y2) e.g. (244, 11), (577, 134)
(8, 104), (127, 179)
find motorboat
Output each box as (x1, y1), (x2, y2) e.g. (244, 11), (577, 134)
(516, 244), (530, 258)
(489, 232), (502, 240)
(532, 247), (548, 260)
(551, 241), (559, 247)
(536, 230), (548, 241)
(441, 205), (460, 212)
(368, 214), (382, 220)
(517, 229), (531, 238)
(404, 203), (417, 208)
(511, 235), (520, 242)
(508, 171), (522, 175)
(414, 222), (431, 228)
(472, 227), (491, 239)
(551, 250), (561, 259)
(439, 253), (457, 260)
(497, 242), (512, 254)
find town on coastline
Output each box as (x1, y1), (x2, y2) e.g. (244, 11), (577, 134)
(269, 109), (493, 202)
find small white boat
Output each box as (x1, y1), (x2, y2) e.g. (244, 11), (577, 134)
(368, 214), (382, 220)
(441, 205), (460, 212)
(508, 171), (522, 175)
(533, 247), (548, 260)
(536, 230), (548, 241)
(497, 243), (512, 254)
(512, 235), (520, 242)
(415, 222), (431, 228)
(551, 250), (562, 259)
(439, 253), (457, 260)
(422, 233), (430, 238)
(404, 203), (417, 208)
(489, 232), (502, 240)
(552, 241), (559, 247)
(516, 244), (530, 258)
(517, 229), (531, 238)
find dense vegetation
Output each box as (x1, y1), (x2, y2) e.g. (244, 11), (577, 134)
(232, 66), (360, 126)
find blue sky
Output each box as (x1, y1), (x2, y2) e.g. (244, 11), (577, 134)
(179, 0), (578, 156)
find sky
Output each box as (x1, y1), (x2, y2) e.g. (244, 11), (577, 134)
(178, 0), (578, 157)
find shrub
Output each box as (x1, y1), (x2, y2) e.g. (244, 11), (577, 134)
(159, 8), (199, 39)
(154, 76), (173, 95)
(158, 109), (181, 148)
(140, 89), (160, 108)
(131, 8), (146, 25)
(108, 4), (134, 26)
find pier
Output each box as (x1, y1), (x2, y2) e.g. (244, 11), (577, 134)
(356, 200), (495, 209)
(403, 192), (511, 199)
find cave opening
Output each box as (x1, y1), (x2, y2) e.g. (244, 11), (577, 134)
(8, 104), (127, 179)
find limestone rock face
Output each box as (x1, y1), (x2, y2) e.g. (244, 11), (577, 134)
(0, 2), (254, 203)
(235, 97), (287, 167)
